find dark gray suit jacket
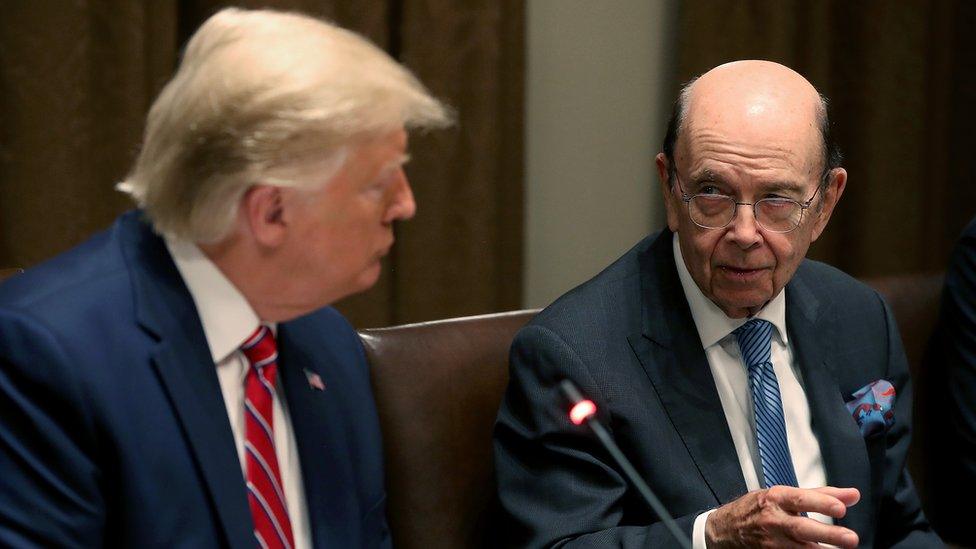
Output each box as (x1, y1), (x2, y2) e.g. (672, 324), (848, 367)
(494, 230), (938, 548)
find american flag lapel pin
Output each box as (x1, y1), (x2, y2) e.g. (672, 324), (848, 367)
(303, 368), (326, 391)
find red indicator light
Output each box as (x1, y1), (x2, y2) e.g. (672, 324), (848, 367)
(569, 400), (597, 425)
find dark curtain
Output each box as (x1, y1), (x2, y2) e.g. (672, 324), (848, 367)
(0, 0), (524, 328)
(673, 1), (976, 277)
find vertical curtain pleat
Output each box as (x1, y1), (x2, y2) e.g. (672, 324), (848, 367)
(0, 1), (524, 328)
(0, 2), (176, 269)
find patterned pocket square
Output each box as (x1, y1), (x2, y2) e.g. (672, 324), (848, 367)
(845, 379), (895, 437)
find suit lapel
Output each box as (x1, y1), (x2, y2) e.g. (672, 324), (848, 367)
(122, 214), (254, 548)
(277, 324), (358, 548)
(629, 232), (748, 504)
(786, 277), (873, 535)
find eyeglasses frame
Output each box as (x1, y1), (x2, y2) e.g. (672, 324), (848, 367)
(670, 164), (825, 234)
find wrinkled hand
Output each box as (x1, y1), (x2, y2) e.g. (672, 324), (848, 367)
(705, 485), (860, 548)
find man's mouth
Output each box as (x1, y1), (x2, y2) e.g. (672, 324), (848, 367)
(717, 265), (768, 279)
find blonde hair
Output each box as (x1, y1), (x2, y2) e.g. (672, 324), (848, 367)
(117, 8), (451, 242)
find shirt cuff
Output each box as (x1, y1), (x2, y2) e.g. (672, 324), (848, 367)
(693, 509), (716, 549)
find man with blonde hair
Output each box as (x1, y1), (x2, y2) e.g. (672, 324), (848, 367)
(0, 8), (449, 548)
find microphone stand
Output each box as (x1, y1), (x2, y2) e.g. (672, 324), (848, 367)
(560, 379), (693, 549)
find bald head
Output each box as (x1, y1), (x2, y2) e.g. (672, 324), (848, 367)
(691, 60), (821, 118)
(663, 60), (840, 185)
(656, 60), (849, 318)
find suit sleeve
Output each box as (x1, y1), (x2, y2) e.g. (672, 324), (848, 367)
(0, 311), (105, 547)
(874, 297), (942, 547)
(493, 324), (699, 549)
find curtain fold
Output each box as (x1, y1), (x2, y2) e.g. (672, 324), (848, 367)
(0, 1), (524, 328)
(0, 2), (176, 274)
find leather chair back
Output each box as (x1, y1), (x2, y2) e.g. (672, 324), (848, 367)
(861, 272), (944, 516)
(360, 309), (537, 549)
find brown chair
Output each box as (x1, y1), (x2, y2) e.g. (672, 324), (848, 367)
(360, 309), (537, 549)
(860, 272), (945, 521)
(862, 272), (945, 371)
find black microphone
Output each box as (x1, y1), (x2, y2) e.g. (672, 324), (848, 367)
(559, 379), (692, 549)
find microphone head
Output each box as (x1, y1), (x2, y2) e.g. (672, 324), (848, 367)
(569, 399), (597, 425)
(560, 379), (597, 424)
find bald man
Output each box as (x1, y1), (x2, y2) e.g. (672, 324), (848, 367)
(493, 61), (939, 547)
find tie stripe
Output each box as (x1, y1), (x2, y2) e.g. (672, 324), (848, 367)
(246, 441), (288, 507)
(247, 481), (293, 549)
(241, 325), (295, 549)
(244, 400), (275, 445)
(734, 319), (800, 489)
(253, 352), (279, 369)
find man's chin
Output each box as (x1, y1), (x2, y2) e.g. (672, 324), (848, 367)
(713, 292), (771, 319)
(317, 265), (384, 308)
(354, 262), (383, 292)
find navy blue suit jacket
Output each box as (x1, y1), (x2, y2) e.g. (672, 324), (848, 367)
(0, 211), (391, 548)
(494, 231), (938, 548)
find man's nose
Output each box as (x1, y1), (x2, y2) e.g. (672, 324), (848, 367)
(385, 169), (416, 223)
(725, 203), (762, 248)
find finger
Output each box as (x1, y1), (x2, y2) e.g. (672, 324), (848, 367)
(813, 486), (860, 507)
(765, 486), (847, 517)
(781, 515), (859, 549)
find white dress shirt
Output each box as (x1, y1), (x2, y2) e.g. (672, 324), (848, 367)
(166, 237), (312, 549)
(671, 236), (831, 548)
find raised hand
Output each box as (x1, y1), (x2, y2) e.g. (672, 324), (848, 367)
(705, 486), (861, 548)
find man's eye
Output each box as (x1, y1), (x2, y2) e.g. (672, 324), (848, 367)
(762, 198), (794, 209)
(698, 185), (723, 195)
(370, 174), (396, 191)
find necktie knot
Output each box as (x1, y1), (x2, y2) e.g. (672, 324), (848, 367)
(733, 318), (773, 368)
(733, 318), (770, 334)
(241, 325), (278, 375)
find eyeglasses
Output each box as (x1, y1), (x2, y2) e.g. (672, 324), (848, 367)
(672, 167), (821, 233)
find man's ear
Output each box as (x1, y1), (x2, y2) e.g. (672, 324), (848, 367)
(242, 185), (287, 248)
(810, 167), (847, 243)
(656, 153), (680, 232)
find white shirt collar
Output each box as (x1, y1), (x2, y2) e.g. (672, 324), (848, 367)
(165, 237), (268, 364)
(672, 233), (788, 349)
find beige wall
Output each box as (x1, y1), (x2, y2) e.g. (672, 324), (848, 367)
(523, 0), (676, 308)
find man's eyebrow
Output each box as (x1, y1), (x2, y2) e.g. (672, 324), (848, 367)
(380, 153), (411, 175)
(688, 169), (727, 184)
(688, 169), (805, 194)
(761, 181), (805, 194)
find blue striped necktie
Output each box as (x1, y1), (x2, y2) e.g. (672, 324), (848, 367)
(733, 319), (799, 488)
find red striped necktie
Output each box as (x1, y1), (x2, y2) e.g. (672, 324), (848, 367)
(241, 325), (295, 549)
